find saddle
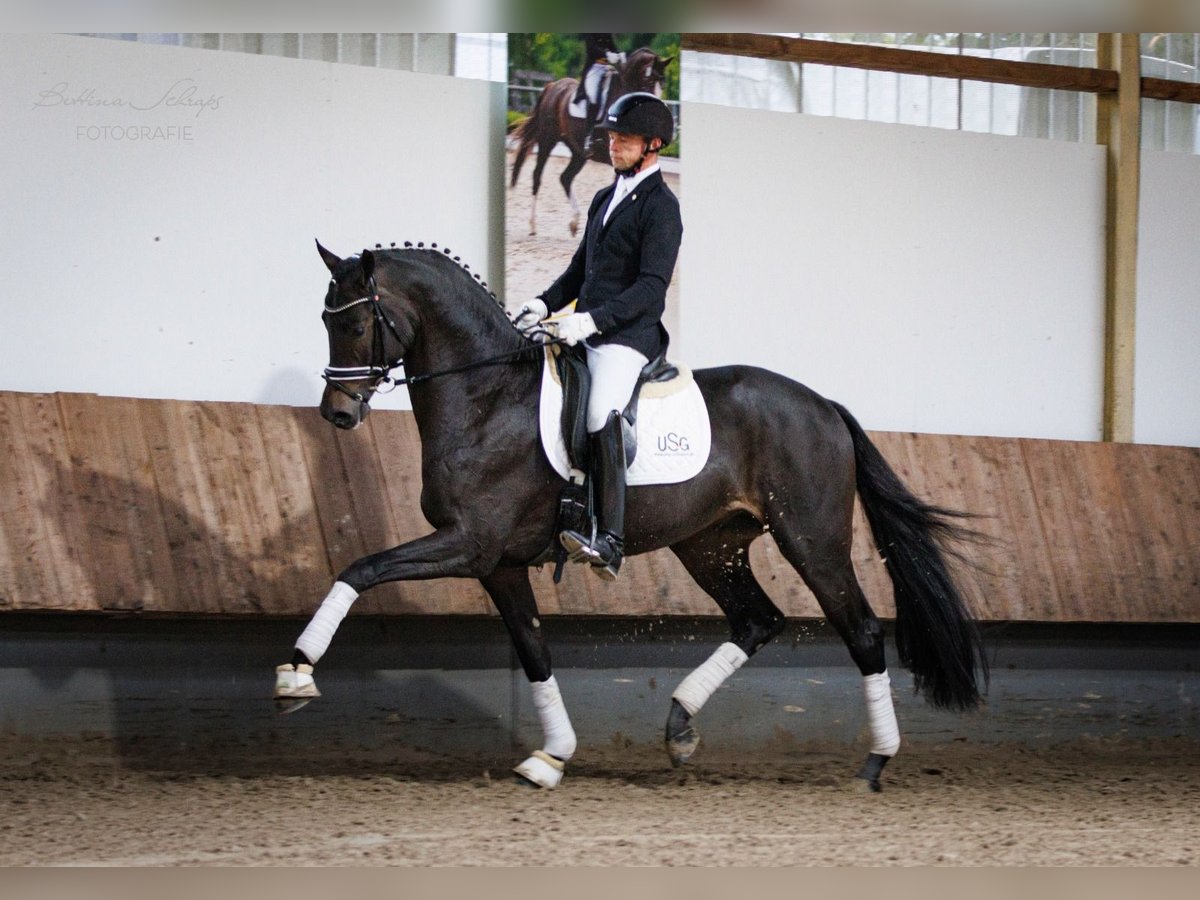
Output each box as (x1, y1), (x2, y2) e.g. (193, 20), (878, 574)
(545, 343), (679, 582)
(553, 343), (679, 472)
(569, 64), (615, 121)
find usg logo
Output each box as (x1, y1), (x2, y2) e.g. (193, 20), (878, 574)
(656, 432), (690, 453)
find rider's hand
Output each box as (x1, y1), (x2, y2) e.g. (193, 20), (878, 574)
(509, 299), (548, 334)
(554, 312), (599, 347)
(606, 51), (627, 65)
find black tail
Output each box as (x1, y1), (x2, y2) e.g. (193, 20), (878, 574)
(509, 93), (544, 188)
(832, 402), (988, 710)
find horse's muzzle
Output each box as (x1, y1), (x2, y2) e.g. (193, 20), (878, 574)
(320, 387), (369, 430)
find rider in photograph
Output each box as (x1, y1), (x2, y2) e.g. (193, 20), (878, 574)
(574, 33), (626, 153)
(529, 92), (681, 581)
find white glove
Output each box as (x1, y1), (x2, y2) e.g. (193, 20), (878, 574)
(554, 312), (599, 347)
(509, 298), (547, 333)
(606, 50), (627, 65)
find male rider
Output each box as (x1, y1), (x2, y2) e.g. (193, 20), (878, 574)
(520, 93), (681, 581)
(574, 33), (626, 153)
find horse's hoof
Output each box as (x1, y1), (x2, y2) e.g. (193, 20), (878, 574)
(273, 664), (318, 715)
(513, 750), (565, 789)
(854, 772), (883, 792)
(855, 752), (890, 793)
(568, 221), (579, 238)
(665, 700), (699, 767)
(666, 727), (700, 767)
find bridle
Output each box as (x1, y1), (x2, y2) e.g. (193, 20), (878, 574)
(322, 274), (559, 403)
(321, 275), (409, 403)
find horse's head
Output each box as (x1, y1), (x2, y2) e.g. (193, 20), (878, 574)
(316, 241), (415, 430)
(622, 48), (673, 98)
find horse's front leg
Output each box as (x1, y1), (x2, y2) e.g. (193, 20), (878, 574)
(480, 567), (577, 789)
(273, 527), (495, 710)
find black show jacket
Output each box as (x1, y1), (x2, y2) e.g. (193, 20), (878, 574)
(539, 169), (682, 361)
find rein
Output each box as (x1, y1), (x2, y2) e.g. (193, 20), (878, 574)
(322, 275), (560, 402)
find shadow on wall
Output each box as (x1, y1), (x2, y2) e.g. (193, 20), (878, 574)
(5, 412), (520, 773)
(38, 453), (330, 616)
(25, 403), (448, 618)
(255, 367), (323, 408)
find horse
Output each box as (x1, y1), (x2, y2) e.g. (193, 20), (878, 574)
(287, 239), (989, 792)
(509, 47), (673, 237)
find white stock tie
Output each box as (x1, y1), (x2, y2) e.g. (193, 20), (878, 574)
(603, 178), (632, 225)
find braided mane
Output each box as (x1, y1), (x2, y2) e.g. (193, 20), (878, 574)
(369, 240), (505, 312)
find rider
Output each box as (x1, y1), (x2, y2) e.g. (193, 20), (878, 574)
(524, 93), (681, 581)
(575, 33), (626, 154)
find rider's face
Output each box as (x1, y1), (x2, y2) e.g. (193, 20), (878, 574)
(609, 131), (657, 172)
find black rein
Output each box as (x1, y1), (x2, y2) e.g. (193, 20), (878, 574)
(322, 275), (559, 402)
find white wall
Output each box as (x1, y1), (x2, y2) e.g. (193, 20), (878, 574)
(2, 36), (1195, 445)
(1135, 150), (1200, 447)
(0, 33), (504, 411)
(679, 102), (1110, 441)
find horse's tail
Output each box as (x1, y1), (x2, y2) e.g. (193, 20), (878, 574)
(509, 89), (546, 187)
(831, 401), (989, 711)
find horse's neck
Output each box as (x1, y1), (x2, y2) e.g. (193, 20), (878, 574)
(407, 338), (541, 453)
(390, 258), (538, 433)
(407, 299), (521, 378)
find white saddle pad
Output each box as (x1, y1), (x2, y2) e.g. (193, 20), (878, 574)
(568, 96), (589, 119)
(538, 351), (711, 486)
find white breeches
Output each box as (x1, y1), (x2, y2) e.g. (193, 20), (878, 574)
(583, 65), (612, 110)
(584, 341), (648, 433)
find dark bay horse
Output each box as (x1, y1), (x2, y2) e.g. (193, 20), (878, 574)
(510, 48), (672, 237)
(284, 241), (988, 791)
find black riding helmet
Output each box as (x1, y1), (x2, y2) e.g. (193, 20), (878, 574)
(605, 92), (674, 148)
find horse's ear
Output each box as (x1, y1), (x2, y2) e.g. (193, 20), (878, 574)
(658, 55), (675, 70)
(316, 240), (342, 273)
(360, 249), (375, 282)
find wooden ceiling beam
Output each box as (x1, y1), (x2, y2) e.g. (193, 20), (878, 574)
(682, 33), (1120, 93)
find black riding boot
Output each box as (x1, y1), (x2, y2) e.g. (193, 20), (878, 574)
(560, 411), (626, 580)
(582, 101), (599, 154)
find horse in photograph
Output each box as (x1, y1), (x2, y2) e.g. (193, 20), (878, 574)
(279, 241), (988, 791)
(510, 48), (672, 237)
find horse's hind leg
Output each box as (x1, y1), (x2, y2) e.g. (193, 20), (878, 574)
(528, 140), (555, 236)
(558, 153), (588, 237)
(767, 504), (899, 792)
(481, 567), (577, 789)
(665, 516), (785, 766)
(510, 129), (535, 189)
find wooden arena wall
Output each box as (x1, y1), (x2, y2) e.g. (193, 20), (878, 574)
(1, 391), (1196, 622)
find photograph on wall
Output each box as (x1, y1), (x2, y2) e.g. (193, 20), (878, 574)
(505, 33), (681, 337)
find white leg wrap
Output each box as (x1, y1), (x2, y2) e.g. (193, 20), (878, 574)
(530, 675), (577, 760)
(672, 642), (749, 717)
(864, 671), (901, 757)
(294, 581), (358, 665)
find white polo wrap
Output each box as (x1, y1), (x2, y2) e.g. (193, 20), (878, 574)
(530, 675), (577, 760)
(294, 581), (359, 665)
(864, 670), (901, 757)
(672, 642), (749, 717)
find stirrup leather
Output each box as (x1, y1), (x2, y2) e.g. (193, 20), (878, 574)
(558, 411), (625, 580)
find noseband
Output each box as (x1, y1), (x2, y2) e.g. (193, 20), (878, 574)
(322, 275), (407, 403)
